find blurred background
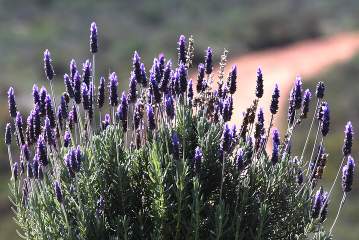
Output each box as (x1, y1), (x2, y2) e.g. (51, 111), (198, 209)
(1, 0), (359, 239)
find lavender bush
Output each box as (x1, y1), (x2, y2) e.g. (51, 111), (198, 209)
(5, 23), (355, 240)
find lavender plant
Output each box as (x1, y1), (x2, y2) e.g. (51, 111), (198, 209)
(6, 23), (356, 240)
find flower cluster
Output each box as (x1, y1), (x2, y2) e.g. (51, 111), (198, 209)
(5, 22), (355, 240)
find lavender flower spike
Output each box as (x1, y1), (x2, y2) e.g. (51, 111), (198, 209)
(165, 94), (175, 120)
(228, 65), (237, 95)
(321, 105), (330, 137)
(171, 131), (180, 160)
(311, 188), (323, 219)
(32, 84), (40, 106)
(64, 131), (71, 148)
(272, 128), (280, 147)
(255, 67), (264, 98)
(342, 155), (355, 192)
(90, 22), (98, 53)
(109, 72), (119, 107)
(16, 112), (25, 145)
(342, 121), (353, 156)
(37, 135), (48, 166)
(178, 63), (188, 93)
(204, 47), (213, 75)
(8, 87), (17, 118)
(70, 59), (77, 80)
(45, 95), (56, 128)
(82, 83), (90, 110)
(96, 77), (105, 110)
(12, 162), (18, 181)
(222, 123), (232, 152)
(128, 72), (137, 103)
(236, 148), (244, 171)
(294, 76), (303, 109)
(54, 181), (63, 203)
(270, 84), (280, 115)
(147, 104), (156, 131)
(44, 49), (54, 80)
(103, 114), (111, 129)
(300, 89), (311, 119)
(64, 74), (74, 99)
(74, 71), (82, 104)
(316, 81), (325, 99)
(196, 63), (205, 93)
(82, 59), (92, 87)
(5, 123), (11, 145)
(177, 35), (186, 64)
(194, 146), (203, 172)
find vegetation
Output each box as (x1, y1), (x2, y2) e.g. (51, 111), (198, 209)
(5, 22), (356, 239)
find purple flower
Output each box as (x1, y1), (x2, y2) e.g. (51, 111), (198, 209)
(5, 123), (11, 145)
(272, 128), (280, 147)
(228, 65), (237, 94)
(37, 135), (48, 166)
(288, 89), (295, 125)
(140, 63), (147, 87)
(45, 95), (56, 128)
(160, 60), (172, 93)
(133, 51), (142, 83)
(54, 181), (63, 203)
(26, 114), (34, 145)
(16, 112), (25, 145)
(222, 123), (232, 152)
(294, 76), (303, 109)
(342, 155), (355, 192)
(196, 63), (205, 93)
(44, 49), (55, 80)
(13, 162), (18, 181)
(64, 74), (74, 99)
(150, 71), (161, 103)
(311, 188), (323, 218)
(21, 144), (30, 161)
(320, 192), (329, 222)
(57, 106), (64, 130)
(343, 121), (353, 156)
(97, 76), (105, 109)
(116, 92), (128, 132)
(71, 148), (80, 173)
(177, 35), (186, 64)
(321, 105), (330, 137)
(33, 104), (41, 139)
(8, 87), (17, 118)
(165, 94), (175, 120)
(103, 113), (111, 129)
(171, 131), (180, 160)
(60, 95), (68, 120)
(90, 22), (98, 53)
(171, 70), (181, 95)
(187, 79), (193, 103)
(270, 84), (280, 115)
(32, 84), (40, 106)
(255, 67), (264, 98)
(70, 59), (77, 81)
(301, 89), (311, 119)
(236, 148), (244, 171)
(316, 81), (325, 99)
(204, 47), (213, 75)
(64, 152), (75, 177)
(271, 142), (279, 165)
(178, 63), (187, 93)
(75, 146), (82, 170)
(39, 86), (47, 116)
(82, 60), (92, 87)
(64, 131), (71, 148)
(147, 105), (156, 131)
(109, 72), (119, 107)
(73, 71), (82, 104)
(158, 53), (165, 78)
(82, 83), (90, 110)
(44, 117), (55, 146)
(222, 97), (233, 122)
(70, 105), (78, 124)
(128, 72), (137, 103)
(317, 101), (327, 121)
(254, 108), (265, 140)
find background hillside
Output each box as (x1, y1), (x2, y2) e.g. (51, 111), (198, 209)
(1, 0), (359, 239)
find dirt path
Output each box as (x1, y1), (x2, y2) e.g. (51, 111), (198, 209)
(193, 32), (359, 129)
